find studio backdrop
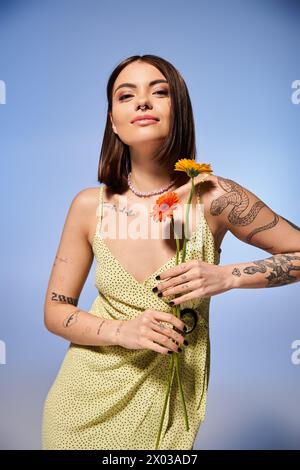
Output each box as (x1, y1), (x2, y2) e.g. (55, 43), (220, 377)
(0, 0), (299, 450)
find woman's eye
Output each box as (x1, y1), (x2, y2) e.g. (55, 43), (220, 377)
(118, 90), (168, 101)
(118, 94), (132, 101)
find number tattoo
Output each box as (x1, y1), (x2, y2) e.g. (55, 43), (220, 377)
(51, 292), (79, 306)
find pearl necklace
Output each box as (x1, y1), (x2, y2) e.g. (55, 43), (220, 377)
(127, 172), (176, 198)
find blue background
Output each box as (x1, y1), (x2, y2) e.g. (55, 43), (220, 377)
(0, 0), (299, 449)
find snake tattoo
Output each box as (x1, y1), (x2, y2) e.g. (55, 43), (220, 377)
(210, 176), (279, 245)
(243, 253), (300, 287)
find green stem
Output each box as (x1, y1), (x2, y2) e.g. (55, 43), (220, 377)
(155, 354), (175, 450)
(155, 173), (209, 447)
(171, 218), (190, 427)
(174, 348), (190, 430)
(181, 177), (195, 264)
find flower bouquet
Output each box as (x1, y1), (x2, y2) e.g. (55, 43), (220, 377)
(150, 159), (213, 449)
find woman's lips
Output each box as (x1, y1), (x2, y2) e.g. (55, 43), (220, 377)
(132, 119), (159, 126)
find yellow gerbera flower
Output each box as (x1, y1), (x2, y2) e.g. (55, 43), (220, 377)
(175, 159), (213, 178)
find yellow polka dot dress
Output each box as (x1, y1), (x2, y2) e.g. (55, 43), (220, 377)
(42, 184), (221, 450)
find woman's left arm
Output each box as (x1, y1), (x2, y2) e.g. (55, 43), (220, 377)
(155, 176), (300, 304)
(213, 176), (300, 290)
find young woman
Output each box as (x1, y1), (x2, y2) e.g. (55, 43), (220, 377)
(42, 54), (300, 450)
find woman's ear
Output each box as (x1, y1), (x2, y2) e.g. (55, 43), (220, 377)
(109, 112), (118, 134)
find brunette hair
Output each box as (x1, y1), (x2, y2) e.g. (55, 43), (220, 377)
(98, 54), (197, 194)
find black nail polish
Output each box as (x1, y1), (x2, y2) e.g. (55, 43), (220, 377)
(155, 275), (160, 280)
(178, 348), (182, 353)
(157, 292), (163, 297)
(152, 286), (158, 293)
(169, 301), (175, 307)
(183, 326), (187, 332)
(183, 340), (189, 346)
(167, 350), (173, 354)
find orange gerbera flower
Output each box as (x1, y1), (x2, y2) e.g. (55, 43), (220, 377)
(175, 159), (213, 178)
(150, 191), (180, 222)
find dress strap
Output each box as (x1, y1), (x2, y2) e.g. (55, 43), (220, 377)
(95, 185), (104, 238)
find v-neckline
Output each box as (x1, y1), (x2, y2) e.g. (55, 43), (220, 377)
(92, 185), (221, 287)
(97, 237), (182, 286)
(93, 229), (200, 287)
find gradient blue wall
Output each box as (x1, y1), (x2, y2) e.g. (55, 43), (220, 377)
(0, 0), (299, 449)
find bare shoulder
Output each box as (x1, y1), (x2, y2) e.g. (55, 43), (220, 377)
(196, 172), (269, 234)
(68, 187), (102, 242)
(195, 173), (222, 196)
(70, 186), (100, 214)
(195, 173), (230, 246)
(175, 173), (227, 250)
(195, 173), (255, 202)
(176, 172), (222, 212)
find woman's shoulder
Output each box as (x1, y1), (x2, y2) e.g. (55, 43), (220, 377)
(68, 186), (106, 227)
(69, 186), (106, 245)
(195, 173), (233, 198)
(71, 186), (103, 207)
(177, 173), (220, 199)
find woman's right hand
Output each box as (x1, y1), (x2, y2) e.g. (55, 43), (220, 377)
(114, 309), (188, 355)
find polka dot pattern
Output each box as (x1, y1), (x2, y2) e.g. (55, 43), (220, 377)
(42, 184), (221, 450)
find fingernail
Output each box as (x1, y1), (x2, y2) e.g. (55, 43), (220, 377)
(167, 351), (173, 354)
(183, 340), (189, 346)
(178, 348), (182, 353)
(169, 301), (175, 307)
(152, 286), (158, 293)
(183, 326), (187, 332)
(155, 275), (160, 280)
(157, 292), (163, 297)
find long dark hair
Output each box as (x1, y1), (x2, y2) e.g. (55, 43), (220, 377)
(98, 54), (197, 194)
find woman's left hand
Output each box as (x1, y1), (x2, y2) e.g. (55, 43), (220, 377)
(153, 260), (234, 306)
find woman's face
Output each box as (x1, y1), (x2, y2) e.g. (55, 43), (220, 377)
(110, 61), (171, 148)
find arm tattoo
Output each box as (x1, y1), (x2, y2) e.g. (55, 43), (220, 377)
(241, 253), (300, 287)
(97, 319), (106, 335)
(54, 255), (68, 266)
(51, 292), (78, 306)
(210, 176), (279, 245)
(81, 326), (91, 336)
(232, 268), (241, 277)
(280, 216), (300, 231)
(116, 321), (125, 336)
(63, 309), (81, 327)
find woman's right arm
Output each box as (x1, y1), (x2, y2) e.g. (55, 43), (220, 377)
(44, 188), (187, 353)
(44, 188), (120, 346)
